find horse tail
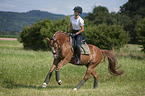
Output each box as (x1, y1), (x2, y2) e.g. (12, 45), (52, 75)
(101, 50), (124, 76)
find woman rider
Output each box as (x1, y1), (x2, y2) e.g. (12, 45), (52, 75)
(68, 6), (84, 64)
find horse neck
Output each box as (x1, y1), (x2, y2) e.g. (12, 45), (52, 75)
(56, 34), (69, 45)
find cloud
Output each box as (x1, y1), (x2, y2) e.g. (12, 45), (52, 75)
(0, 3), (17, 11)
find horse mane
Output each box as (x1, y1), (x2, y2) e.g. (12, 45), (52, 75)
(53, 31), (68, 37)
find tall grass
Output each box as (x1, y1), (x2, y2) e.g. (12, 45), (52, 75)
(0, 40), (145, 96)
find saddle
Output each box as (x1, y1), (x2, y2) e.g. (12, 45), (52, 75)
(69, 36), (90, 55)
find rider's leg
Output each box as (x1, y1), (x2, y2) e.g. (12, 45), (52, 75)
(71, 37), (76, 61)
(75, 35), (82, 64)
(76, 45), (81, 64)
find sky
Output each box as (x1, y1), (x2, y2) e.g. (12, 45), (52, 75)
(0, 0), (128, 15)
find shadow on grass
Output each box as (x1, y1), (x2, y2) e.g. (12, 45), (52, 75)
(2, 80), (75, 90)
(9, 84), (74, 90)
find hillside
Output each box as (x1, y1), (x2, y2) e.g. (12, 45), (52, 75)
(0, 10), (65, 35)
(0, 10), (88, 35)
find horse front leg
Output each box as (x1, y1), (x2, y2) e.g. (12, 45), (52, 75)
(42, 59), (60, 87)
(55, 70), (62, 85)
(55, 57), (70, 85)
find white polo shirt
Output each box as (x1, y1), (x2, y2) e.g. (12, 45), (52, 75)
(70, 15), (84, 30)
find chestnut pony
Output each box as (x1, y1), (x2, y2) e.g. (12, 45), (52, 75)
(42, 31), (124, 90)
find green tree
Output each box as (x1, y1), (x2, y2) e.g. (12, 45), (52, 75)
(119, 0), (145, 43)
(51, 16), (70, 32)
(84, 24), (129, 50)
(86, 6), (112, 25)
(86, 6), (132, 36)
(120, 0), (145, 18)
(137, 18), (145, 52)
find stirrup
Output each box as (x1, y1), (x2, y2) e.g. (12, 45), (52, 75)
(76, 58), (81, 64)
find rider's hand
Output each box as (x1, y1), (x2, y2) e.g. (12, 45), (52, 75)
(71, 33), (77, 37)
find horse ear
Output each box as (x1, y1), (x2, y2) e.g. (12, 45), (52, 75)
(46, 37), (50, 41)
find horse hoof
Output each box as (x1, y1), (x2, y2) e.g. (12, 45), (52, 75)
(42, 83), (47, 88)
(74, 88), (77, 90)
(58, 80), (62, 85)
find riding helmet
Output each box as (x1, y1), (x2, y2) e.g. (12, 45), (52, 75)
(73, 6), (83, 14)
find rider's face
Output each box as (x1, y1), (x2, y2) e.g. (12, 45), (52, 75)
(74, 11), (79, 16)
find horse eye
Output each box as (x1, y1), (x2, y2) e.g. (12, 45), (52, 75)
(54, 44), (57, 48)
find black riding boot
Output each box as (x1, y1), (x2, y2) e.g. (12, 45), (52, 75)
(71, 53), (76, 61)
(71, 37), (76, 61)
(76, 47), (81, 64)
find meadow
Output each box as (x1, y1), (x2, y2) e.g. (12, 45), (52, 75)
(0, 39), (145, 96)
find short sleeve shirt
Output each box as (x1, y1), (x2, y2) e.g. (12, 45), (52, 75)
(70, 16), (84, 30)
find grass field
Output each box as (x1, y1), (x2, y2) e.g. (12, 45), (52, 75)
(0, 39), (145, 96)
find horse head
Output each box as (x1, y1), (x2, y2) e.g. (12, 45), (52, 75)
(46, 31), (69, 59)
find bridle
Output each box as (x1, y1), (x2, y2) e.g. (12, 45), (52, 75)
(50, 38), (60, 55)
(50, 37), (69, 57)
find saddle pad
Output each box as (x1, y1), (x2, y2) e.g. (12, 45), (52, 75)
(69, 36), (90, 55)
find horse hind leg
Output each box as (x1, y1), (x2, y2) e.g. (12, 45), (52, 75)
(74, 66), (93, 90)
(91, 69), (98, 89)
(74, 69), (98, 90)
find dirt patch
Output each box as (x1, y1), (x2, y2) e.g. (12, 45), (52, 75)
(0, 38), (17, 41)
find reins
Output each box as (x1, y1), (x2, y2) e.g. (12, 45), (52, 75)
(53, 40), (70, 55)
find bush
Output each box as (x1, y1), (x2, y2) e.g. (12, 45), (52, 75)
(19, 17), (70, 50)
(137, 18), (145, 53)
(19, 19), (55, 50)
(84, 24), (130, 50)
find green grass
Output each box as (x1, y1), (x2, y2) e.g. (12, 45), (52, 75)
(0, 40), (22, 48)
(0, 40), (145, 96)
